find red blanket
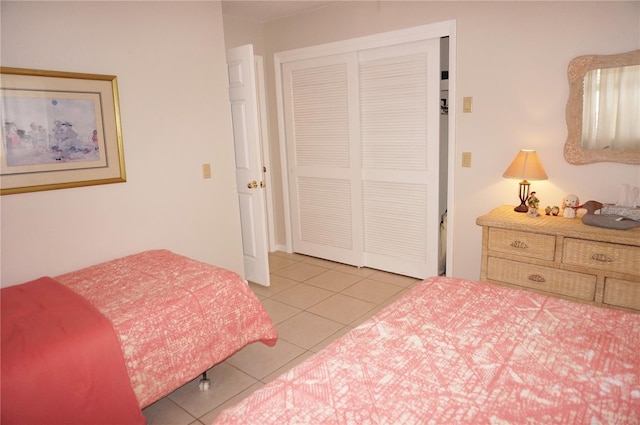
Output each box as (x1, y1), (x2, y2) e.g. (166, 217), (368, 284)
(1, 277), (145, 425)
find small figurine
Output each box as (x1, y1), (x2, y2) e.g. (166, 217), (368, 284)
(551, 206), (560, 216)
(545, 206), (552, 215)
(562, 194), (580, 219)
(527, 192), (540, 217)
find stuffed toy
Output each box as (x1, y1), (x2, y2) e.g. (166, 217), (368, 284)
(562, 194), (580, 219)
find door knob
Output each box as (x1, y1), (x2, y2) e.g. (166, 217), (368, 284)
(247, 180), (258, 189)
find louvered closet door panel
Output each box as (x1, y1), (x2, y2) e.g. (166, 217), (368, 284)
(298, 177), (352, 249)
(359, 39), (440, 278)
(360, 55), (428, 171)
(283, 54), (362, 265)
(292, 64), (350, 168)
(363, 181), (427, 261)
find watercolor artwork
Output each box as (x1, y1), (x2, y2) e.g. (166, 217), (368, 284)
(1, 67), (125, 195)
(2, 95), (102, 167)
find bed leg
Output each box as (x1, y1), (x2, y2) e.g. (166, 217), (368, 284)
(199, 371), (210, 391)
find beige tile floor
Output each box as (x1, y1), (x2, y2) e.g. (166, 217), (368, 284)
(142, 252), (421, 425)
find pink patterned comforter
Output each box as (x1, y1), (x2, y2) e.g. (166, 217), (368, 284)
(55, 249), (277, 408)
(213, 276), (640, 424)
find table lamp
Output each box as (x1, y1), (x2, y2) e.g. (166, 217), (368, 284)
(503, 149), (548, 213)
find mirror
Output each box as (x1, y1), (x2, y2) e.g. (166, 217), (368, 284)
(564, 50), (640, 165)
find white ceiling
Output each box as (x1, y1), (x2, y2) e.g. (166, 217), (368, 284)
(221, 1), (339, 23)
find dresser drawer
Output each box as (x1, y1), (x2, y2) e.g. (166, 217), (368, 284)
(563, 239), (640, 276)
(487, 228), (556, 261)
(487, 257), (596, 301)
(603, 278), (640, 311)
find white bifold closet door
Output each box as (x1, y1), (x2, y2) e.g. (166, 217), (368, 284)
(283, 39), (440, 278)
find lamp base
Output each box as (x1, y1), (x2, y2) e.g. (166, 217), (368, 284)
(514, 204), (528, 213)
(514, 180), (531, 213)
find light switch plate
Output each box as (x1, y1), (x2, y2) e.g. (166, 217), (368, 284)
(202, 163), (212, 179)
(462, 152), (472, 167)
(463, 97), (473, 113)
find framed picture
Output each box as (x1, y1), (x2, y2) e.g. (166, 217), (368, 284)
(1, 67), (126, 195)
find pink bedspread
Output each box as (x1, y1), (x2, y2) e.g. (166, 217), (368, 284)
(213, 276), (640, 424)
(55, 249), (277, 408)
(1, 277), (145, 425)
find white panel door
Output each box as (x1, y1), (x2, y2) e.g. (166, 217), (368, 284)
(226, 44), (270, 286)
(359, 39), (441, 278)
(282, 54), (363, 266)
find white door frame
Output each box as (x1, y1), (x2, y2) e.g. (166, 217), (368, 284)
(254, 55), (277, 252)
(274, 20), (457, 276)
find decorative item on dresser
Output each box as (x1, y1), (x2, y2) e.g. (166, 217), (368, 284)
(477, 205), (640, 313)
(562, 193), (580, 218)
(581, 200), (640, 230)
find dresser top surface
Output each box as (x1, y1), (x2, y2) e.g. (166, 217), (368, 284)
(477, 206), (640, 247)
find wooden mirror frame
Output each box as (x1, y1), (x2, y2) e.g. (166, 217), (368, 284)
(564, 49), (640, 165)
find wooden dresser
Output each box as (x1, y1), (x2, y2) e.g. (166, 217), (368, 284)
(477, 205), (640, 313)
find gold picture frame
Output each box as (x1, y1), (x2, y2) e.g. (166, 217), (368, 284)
(1, 67), (126, 195)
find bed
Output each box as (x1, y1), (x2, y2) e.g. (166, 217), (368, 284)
(1, 249), (278, 424)
(213, 275), (640, 424)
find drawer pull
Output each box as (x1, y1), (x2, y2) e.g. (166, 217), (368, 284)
(591, 253), (613, 262)
(511, 240), (529, 249)
(528, 274), (546, 283)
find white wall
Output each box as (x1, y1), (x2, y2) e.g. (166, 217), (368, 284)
(223, 14), (266, 55)
(1, 1), (245, 287)
(225, 1), (640, 280)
